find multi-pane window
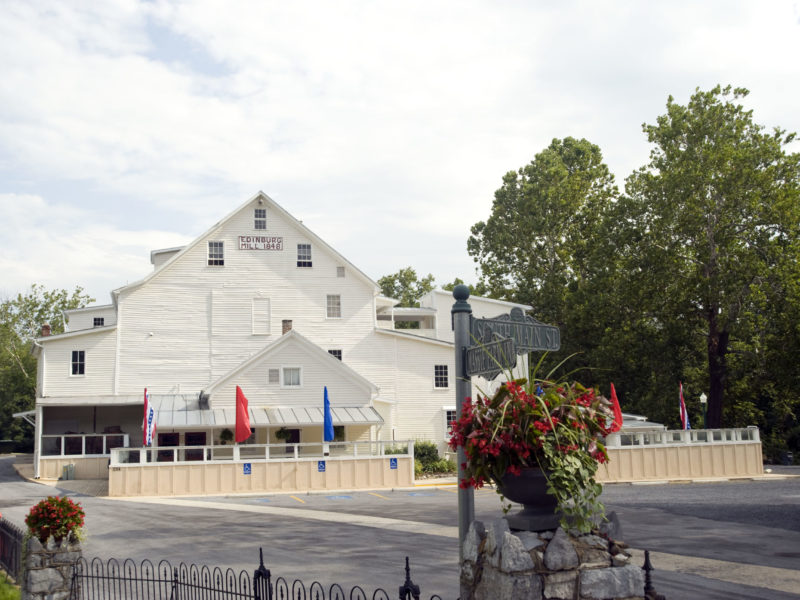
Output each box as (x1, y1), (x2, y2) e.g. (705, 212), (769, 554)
(283, 367), (301, 387)
(93, 317), (104, 327)
(297, 244), (312, 267)
(328, 349), (342, 361)
(445, 409), (457, 438)
(71, 350), (85, 375)
(268, 369), (280, 384)
(254, 208), (266, 230)
(326, 295), (341, 318)
(337, 266), (345, 278)
(434, 365), (449, 388)
(208, 241), (224, 266)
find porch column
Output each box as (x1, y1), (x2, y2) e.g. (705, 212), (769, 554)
(34, 404), (43, 479)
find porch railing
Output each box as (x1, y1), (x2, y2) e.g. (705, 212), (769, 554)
(41, 433), (130, 457)
(109, 440), (415, 467)
(605, 427), (760, 448)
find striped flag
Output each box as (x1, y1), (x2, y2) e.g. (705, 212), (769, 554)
(679, 382), (691, 430)
(143, 388), (157, 446)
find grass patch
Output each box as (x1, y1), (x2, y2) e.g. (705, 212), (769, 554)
(0, 572), (20, 600)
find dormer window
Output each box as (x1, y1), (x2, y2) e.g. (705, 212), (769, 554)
(254, 208), (266, 230)
(208, 241), (224, 266)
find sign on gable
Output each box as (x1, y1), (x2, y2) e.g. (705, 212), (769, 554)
(239, 236), (283, 250)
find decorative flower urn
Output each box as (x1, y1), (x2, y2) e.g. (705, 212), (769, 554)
(499, 467), (560, 531)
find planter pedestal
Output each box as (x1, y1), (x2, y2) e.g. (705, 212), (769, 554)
(499, 468), (560, 532)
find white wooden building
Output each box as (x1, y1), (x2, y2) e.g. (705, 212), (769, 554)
(27, 192), (529, 484)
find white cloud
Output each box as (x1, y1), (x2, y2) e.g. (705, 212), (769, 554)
(0, 0), (799, 297)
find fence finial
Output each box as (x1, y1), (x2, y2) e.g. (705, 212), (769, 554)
(398, 557), (421, 600)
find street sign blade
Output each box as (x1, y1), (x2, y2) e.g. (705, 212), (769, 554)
(471, 307), (560, 353)
(465, 336), (517, 379)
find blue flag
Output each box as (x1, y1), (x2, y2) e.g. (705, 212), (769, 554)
(323, 386), (335, 442)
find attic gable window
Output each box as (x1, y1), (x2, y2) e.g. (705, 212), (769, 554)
(93, 317), (104, 327)
(326, 295), (341, 319)
(208, 241), (224, 266)
(254, 208), (266, 230)
(297, 244), (312, 267)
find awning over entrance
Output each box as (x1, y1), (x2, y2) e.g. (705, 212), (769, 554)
(148, 395), (382, 428)
(267, 406), (383, 426)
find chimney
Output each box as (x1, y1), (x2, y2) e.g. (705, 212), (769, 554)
(41, 323), (51, 337)
(282, 320), (292, 335)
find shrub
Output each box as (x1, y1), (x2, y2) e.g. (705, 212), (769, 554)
(414, 459), (423, 477)
(423, 458), (456, 474)
(414, 440), (440, 467)
(384, 444), (409, 455)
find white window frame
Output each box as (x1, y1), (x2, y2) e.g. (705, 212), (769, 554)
(254, 208), (267, 230)
(71, 350), (85, 376)
(281, 366), (303, 388)
(434, 364), (449, 389)
(326, 294), (342, 319)
(443, 406), (457, 440)
(297, 243), (312, 267)
(208, 241), (224, 266)
(252, 297), (271, 335)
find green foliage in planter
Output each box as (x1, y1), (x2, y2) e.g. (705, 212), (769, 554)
(383, 444), (408, 455)
(219, 429), (233, 444)
(274, 427), (291, 441)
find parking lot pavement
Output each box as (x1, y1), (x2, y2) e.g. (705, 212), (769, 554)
(4, 456), (800, 599)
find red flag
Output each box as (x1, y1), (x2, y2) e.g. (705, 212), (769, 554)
(235, 385), (251, 443)
(609, 383), (623, 433)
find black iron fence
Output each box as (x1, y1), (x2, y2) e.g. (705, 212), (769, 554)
(70, 549), (443, 600)
(0, 517), (24, 581)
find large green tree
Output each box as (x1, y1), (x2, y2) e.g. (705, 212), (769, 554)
(0, 284), (93, 448)
(620, 86), (800, 429)
(378, 267), (435, 307)
(467, 137), (619, 375)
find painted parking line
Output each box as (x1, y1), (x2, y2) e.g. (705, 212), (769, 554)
(368, 492), (390, 500)
(256, 498), (271, 503)
(326, 495), (353, 500)
(407, 492), (435, 497)
(289, 495), (306, 504)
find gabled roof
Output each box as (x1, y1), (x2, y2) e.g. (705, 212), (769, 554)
(204, 329), (378, 395)
(375, 327), (454, 349)
(111, 191), (379, 299)
(63, 303), (114, 316)
(425, 289), (532, 311)
(34, 324), (117, 344)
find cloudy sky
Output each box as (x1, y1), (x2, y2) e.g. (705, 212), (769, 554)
(1, 1), (799, 305)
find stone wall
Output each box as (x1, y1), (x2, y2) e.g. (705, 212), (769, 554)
(22, 537), (82, 600)
(461, 520), (645, 600)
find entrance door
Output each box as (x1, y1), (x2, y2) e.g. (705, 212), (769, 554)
(185, 432), (206, 461)
(157, 432), (179, 462)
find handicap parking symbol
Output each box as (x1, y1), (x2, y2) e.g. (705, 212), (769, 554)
(389, 457), (398, 470)
(243, 463), (251, 475)
(318, 460), (326, 472)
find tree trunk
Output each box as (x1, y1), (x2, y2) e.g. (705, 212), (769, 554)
(706, 310), (728, 429)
